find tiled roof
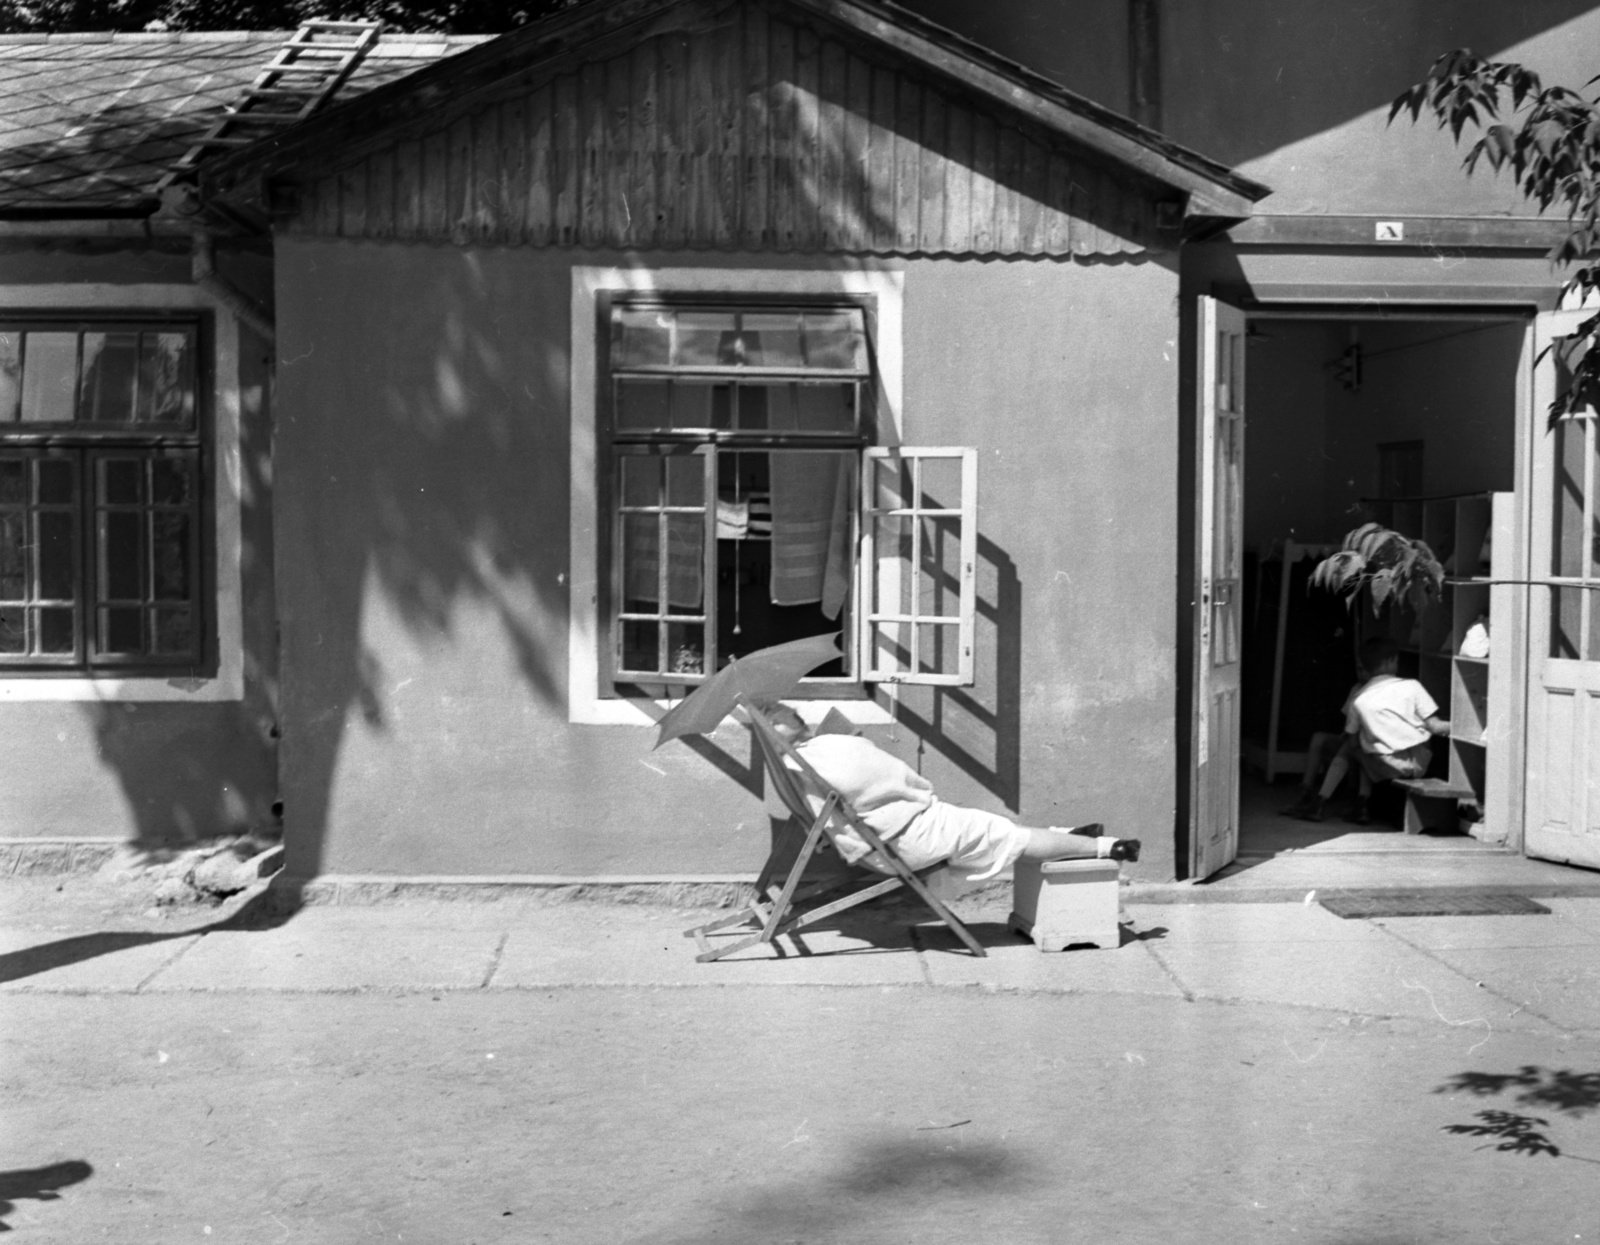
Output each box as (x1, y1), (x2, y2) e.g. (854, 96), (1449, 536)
(0, 30), (492, 215)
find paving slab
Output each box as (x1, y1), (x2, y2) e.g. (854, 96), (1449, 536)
(1370, 909), (1600, 950)
(1144, 934), (1526, 1028)
(0, 928), (202, 992)
(916, 926), (1187, 996)
(1122, 901), (1385, 944)
(1192, 849), (1600, 895)
(491, 906), (928, 987)
(1412, 943), (1600, 1032)
(142, 918), (504, 991)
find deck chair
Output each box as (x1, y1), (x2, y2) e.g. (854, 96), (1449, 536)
(683, 700), (987, 962)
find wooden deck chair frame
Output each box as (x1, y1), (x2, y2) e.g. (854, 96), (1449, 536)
(683, 699), (987, 962)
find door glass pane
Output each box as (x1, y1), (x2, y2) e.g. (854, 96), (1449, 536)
(1553, 417), (1588, 577)
(101, 459), (143, 505)
(1551, 586), (1585, 659)
(620, 619), (659, 673)
(151, 512), (190, 599)
(102, 605), (142, 654)
(20, 332), (78, 423)
(663, 515), (704, 610)
(81, 332), (139, 423)
(37, 458), (75, 505)
(0, 607), (22, 652)
(620, 455), (660, 508)
(621, 513), (662, 609)
(152, 607), (193, 656)
(0, 460), (22, 504)
(150, 458), (191, 505)
(665, 622), (704, 674)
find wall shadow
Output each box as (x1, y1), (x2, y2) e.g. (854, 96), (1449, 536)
(0, 1160), (93, 1233)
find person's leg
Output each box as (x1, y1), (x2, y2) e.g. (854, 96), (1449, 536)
(1289, 739), (1358, 822)
(1282, 733), (1338, 815)
(1019, 825), (1140, 863)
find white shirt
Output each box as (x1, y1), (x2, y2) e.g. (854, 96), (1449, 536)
(1346, 674), (1438, 755)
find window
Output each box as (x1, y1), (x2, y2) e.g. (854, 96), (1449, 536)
(0, 320), (205, 671)
(599, 297), (976, 697)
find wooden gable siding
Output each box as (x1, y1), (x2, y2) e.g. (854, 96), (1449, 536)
(286, 5), (1161, 256)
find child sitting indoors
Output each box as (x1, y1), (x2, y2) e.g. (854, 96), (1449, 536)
(1286, 637), (1450, 824)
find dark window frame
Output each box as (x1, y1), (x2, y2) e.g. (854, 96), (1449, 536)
(597, 293), (878, 700)
(0, 313), (213, 676)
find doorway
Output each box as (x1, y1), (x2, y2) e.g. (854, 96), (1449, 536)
(1235, 310), (1525, 862)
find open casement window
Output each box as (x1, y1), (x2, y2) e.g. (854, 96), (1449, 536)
(860, 447), (978, 685)
(604, 303), (977, 692)
(0, 321), (205, 670)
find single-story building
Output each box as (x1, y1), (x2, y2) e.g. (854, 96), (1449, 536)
(4, 0), (1598, 890)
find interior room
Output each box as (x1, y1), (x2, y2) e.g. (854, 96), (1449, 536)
(1238, 311), (1525, 858)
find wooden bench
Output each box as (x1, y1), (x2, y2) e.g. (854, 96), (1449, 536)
(1391, 777), (1476, 836)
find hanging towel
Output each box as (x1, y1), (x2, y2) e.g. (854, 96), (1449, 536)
(624, 519), (703, 610)
(769, 452), (851, 618)
(715, 499), (749, 540)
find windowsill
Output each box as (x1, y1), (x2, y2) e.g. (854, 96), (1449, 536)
(0, 669), (243, 702)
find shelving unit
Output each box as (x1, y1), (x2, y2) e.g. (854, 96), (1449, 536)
(1357, 491), (1509, 840)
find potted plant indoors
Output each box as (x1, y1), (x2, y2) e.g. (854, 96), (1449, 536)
(1309, 522), (1446, 623)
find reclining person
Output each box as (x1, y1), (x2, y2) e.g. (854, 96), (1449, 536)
(756, 702), (1139, 890)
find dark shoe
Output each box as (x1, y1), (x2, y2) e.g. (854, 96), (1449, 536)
(1287, 798), (1326, 823)
(1348, 799), (1372, 826)
(1107, 838), (1141, 862)
(1066, 823), (1105, 838)
(1280, 791), (1318, 817)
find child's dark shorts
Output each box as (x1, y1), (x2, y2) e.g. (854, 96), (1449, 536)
(1357, 742), (1431, 781)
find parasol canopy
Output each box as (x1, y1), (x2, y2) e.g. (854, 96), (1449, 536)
(652, 633), (843, 749)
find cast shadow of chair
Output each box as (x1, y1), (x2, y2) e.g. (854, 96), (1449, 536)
(0, 1160), (93, 1232)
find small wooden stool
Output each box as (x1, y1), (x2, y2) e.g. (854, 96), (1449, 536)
(1392, 777), (1474, 835)
(1009, 857), (1122, 951)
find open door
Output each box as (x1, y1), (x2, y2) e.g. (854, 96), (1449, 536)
(1525, 309), (1600, 868)
(1190, 296), (1247, 880)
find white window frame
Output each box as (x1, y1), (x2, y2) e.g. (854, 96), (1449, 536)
(569, 266), (905, 727)
(0, 285), (244, 702)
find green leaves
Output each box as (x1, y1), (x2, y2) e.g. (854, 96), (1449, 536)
(1309, 525), (1444, 618)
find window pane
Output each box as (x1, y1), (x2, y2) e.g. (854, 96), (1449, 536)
(919, 516), (962, 618)
(916, 622), (959, 675)
(918, 457), (962, 510)
(103, 511), (143, 599)
(0, 459), (22, 504)
(151, 512), (190, 599)
(802, 310), (867, 371)
(740, 313), (804, 368)
(615, 380), (671, 432)
(37, 458), (75, 505)
(871, 621), (910, 674)
(873, 513), (914, 614)
(612, 308), (673, 368)
(622, 513), (663, 608)
(101, 459), (143, 505)
(670, 381), (726, 430)
(665, 455), (703, 507)
(102, 606), (142, 654)
(620, 455), (660, 509)
(620, 618), (660, 672)
(674, 311), (738, 366)
(666, 622), (704, 674)
(0, 332), (20, 421)
(153, 607), (193, 656)
(0, 512), (23, 600)
(138, 331), (195, 424)
(81, 332), (139, 423)
(20, 332), (78, 423)
(38, 607), (74, 654)
(150, 457), (191, 505)
(664, 515), (705, 610)
(0, 607), (22, 652)
(38, 512), (74, 601)
(735, 384), (769, 430)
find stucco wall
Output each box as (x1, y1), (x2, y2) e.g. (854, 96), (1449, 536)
(272, 239), (1182, 880)
(903, 0), (1600, 218)
(0, 249), (279, 847)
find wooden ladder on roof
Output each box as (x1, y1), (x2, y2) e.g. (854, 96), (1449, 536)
(156, 19), (383, 191)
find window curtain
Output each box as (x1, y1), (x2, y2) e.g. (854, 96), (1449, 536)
(769, 451), (851, 618)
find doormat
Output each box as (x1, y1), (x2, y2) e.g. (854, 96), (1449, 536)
(1319, 890), (1552, 919)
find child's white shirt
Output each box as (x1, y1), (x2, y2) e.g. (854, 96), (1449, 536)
(1345, 674), (1438, 755)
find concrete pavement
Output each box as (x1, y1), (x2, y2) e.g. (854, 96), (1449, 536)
(4, 878), (1599, 1036)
